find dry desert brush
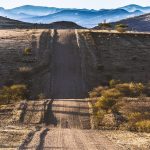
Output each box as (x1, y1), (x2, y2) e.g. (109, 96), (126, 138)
(0, 84), (27, 104)
(89, 80), (150, 132)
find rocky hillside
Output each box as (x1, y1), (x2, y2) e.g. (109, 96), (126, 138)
(113, 13), (150, 32)
(0, 29), (150, 98)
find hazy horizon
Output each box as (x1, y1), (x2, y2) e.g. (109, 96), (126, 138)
(0, 0), (150, 10)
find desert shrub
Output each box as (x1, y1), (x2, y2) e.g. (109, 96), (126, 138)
(93, 109), (106, 127)
(116, 27), (126, 33)
(115, 83), (145, 97)
(135, 120), (150, 132)
(89, 86), (107, 98)
(0, 84), (27, 104)
(116, 24), (128, 28)
(95, 96), (117, 112)
(115, 24), (128, 33)
(98, 23), (112, 30)
(23, 48), (32, 55)
(115, 83), (131, 95)
(129, 83), (145, 97)
(101, 88), (123, 99)
(89, 82), (145, 102)
(89, 81), (148, 130)
(126, 112), (150, 132)
(127, 112), (142, 122)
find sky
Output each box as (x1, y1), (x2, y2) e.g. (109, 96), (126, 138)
(0, 0), (150, 9)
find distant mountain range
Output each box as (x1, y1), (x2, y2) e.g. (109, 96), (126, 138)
(0, 4), (150, 27)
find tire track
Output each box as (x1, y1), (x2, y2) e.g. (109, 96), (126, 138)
(36, 128), (49, 150)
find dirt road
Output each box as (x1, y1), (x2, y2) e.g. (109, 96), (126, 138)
(46, 99), (90, 129)
(51, 30), (86, 99)
(24, 128), (120, 150)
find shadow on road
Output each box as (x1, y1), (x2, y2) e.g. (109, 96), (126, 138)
(44, 100), (57, 126)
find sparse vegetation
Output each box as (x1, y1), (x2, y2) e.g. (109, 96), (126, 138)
(134, 120), (150, 132)
(95, 96), (117, 112)
(116, 82), (145, 97)
(23, 47), (32, 55)
(89, 80), (150, 132)
(89, 86), (107, 98)
(115, 24), (128, 32)
(98, 23), (112, 30)
(0, 84), (27, 104)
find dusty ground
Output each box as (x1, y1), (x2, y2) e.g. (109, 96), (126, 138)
(0, 29), (150, 149)
(0, 100), (150, 149)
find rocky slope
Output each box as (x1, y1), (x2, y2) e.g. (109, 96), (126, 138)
(0, 29), (150, 98)
(113, 13), (150, 32)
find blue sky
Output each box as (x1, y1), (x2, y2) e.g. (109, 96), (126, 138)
(0, 0), (150, 9)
